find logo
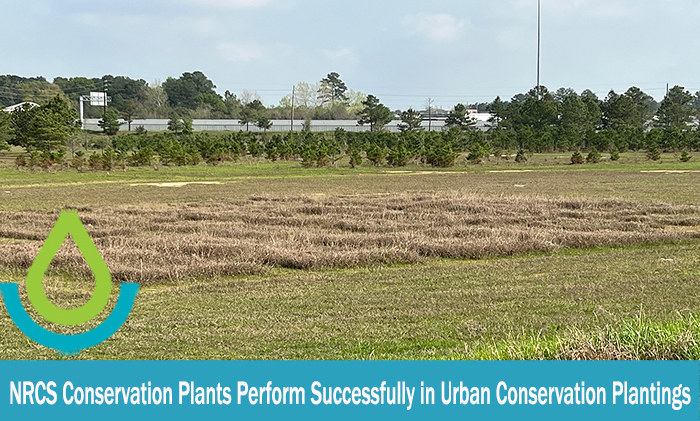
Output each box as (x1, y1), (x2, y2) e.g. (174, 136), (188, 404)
(0, 210), (139, 355)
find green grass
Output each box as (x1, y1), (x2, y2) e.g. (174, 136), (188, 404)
(1, 157), (700, 359)
(1, 157), (700, 210)
(2, 241), (700, 359)
(470, 315), (700, 360)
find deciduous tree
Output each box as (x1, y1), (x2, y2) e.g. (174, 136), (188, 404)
(163, 71), (220, 110)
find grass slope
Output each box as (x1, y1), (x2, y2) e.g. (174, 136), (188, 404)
(1, 160), (699, 360)
(1, 242), (699, 360)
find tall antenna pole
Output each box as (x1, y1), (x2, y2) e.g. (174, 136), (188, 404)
(537, 0), (541, 95)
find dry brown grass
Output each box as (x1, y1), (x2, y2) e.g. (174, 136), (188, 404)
(1, 192), (700, 284)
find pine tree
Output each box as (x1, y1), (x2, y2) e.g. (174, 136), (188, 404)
(358, 95), (393, 132)
(610, 146), (621, 161)
(398, 108), (423, 132)
(571, 151), (585, 164)
(586, 146), (601, 163)
(98, 109), (121, 136)
(680, 150), (692, 162)
(646, 143), (661, 161)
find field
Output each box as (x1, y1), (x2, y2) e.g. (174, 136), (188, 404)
(1, 152), (700, 360)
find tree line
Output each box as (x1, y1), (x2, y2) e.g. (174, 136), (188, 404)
(488, 85), (700, 152)
(1, 70), (477, 127)
(0, 72), (369, 123)
(2, 68), (700, 169)
(7, 121), (700, 173)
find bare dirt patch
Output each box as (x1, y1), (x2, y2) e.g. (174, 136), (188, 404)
(640, 171), (700, 174)
(489, 170), (536, 173)
(129, 181), (223, 188)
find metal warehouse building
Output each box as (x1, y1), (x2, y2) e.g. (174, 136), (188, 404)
(83, 115), (493, 133)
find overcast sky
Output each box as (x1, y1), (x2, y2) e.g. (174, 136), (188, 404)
(2, 0), (700, 110)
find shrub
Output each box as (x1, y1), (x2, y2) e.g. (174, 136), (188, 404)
(586, 146), (601, 164)
(316, 151), (329, 168)
(467, 143), (487, 164)
(610, 146), (620, 161)
(129, 147), (154, 167)
(300, 148), (317, 168)
(365, 143), (385, 166)
(386, 145), (410, 167)
(265, 143), (279, 162)
(426, 143), (457, 168)
(348, 148), (362, 169)
(680, 150), (692, 163)
(187, 152), (202, 166)
(515, 149), (527, 163)
(15, 154), (26, 169)
(206, 152), (230, 166)
(646, 143), (661, 161)
(102, 147), (117, 170)
(88, 152), (103, 171)
(71, 151), (86, 172)
(247, 140), (262, 157)
(571, 151), (584, 165)
(28, 151), (41, 169)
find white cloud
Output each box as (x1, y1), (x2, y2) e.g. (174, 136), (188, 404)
(402, 13), (467, 42)
(218, 43), (264, 62)
(184, 0), (272, 8)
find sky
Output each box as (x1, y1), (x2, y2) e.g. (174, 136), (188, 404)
(2, 0), (700, 110)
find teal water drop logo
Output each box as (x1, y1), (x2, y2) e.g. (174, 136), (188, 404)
(0, 210), (139, 355)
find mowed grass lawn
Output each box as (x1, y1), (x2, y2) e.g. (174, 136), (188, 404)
(1, 157), (700, 359)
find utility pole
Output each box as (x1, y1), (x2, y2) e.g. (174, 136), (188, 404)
(290, 85), (295, 132)
(537, 0), (541, 95)
(103, 78), (109, 122)
(427, 97), (434, 132)
(79, 96), (85, 130)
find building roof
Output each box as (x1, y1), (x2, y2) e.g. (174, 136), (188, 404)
(2, 102), (39, 112)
